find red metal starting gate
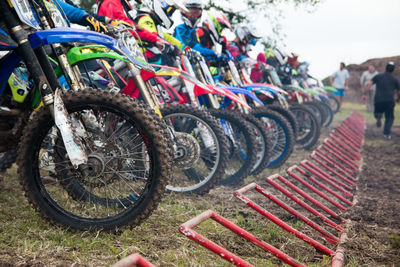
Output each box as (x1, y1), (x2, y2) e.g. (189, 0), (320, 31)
(179, 111), (365, 267)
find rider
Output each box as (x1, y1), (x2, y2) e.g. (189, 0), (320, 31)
(133, 0), (185, 64)
(96, 0), (176, 61)
(226, 25), (261, 62)
(173, 0), (218, 61)
(42, 0), (108, 33)
(250, 52), (267, 83)
(196, 11), (232, 51)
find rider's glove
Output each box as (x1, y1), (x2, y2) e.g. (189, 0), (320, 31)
(107, 19), (132, 28)
(165, 44), (181, 57)
(81, 14), (108, 33)
(217, 55), (227, 64)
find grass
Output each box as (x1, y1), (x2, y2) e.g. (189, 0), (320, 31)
(0, 101), (390, 266)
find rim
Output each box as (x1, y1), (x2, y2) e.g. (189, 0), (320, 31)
(35, 107), (154, 221)
(163, 113), (220, 192)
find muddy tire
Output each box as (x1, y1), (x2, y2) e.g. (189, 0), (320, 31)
(17, 89), (172, 231)
(251, 107), (295, 169)
(290, 103), (321, 150)
(268, 105), (299, 138)
(161, 105), (228, 195)
(241, 113), (270, 176)
(304, 101), (326, 126)
(209, 109), (257, 185)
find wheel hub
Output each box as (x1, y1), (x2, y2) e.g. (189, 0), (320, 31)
(173, 132), (200, 169)
(86, 154), (105, 178)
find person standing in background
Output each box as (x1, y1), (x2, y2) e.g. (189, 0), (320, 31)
(330, 62), (350, 111)
(363, 62), (400, 139)
(360, 65), (378, 112)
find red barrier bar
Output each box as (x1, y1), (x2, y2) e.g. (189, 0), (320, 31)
(267, 173), (344, 231)
(336, 126), (361, 148)
(287, 166), (347, 213)
(324, 138), (360, 163)
(179, 210), (253, 266)
(235, 182), (336, 255)
(315, 149), (355, 178)
(111, 253), (155, 267)
(329, 135), (361, 160)
(331, 131), (360, 156)
(342, 122), (363, 142)
(304, 159), (354, 193)
(237, 182), (340, 244)
(321, 144), (359, 171)
(334, 127), (361, 150)
(339, 123), (362, 143)
(300, 161), (353, 201)
(333, 127), (361, 150)
(343, 120), (363, 138)
(325, 138), (358, 161)
(310, 153), (356, 187)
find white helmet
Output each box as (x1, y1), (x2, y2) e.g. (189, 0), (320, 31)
(235, 25), (261, 45)
(181, 0), (203, 27)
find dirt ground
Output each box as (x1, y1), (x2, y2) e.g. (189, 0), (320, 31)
(0, 108), (399, 266)
(343, 124), (400, 266)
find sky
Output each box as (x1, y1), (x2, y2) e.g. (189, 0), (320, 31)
(247, 0), (400, 79)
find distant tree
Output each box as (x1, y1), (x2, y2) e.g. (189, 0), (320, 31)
(205, 0), (322, 47)
(206, 0), (321, 25)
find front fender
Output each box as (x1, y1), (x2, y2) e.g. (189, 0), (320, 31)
(28, 27), (152, 71)
(220, 85), (264, 106)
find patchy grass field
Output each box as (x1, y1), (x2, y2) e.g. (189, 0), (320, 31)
(0, 102), (399, 266)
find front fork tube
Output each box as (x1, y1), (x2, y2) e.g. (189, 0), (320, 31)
(36, 7), (85, 91)
(129, 64), (163, 118)
(194, 63), (220, 109)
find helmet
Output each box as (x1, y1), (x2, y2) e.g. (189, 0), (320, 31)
(386, 61), (395, 72)
(181, 0), (203, 28)
(235, 25), (261, 46)
(214, 12), (232, 31)
(202, 11), (232, 43)
(202, 18), (220, 43)
(153, 0), (188, 29)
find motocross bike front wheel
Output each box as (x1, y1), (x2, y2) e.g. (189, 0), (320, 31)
(17, 89), (172, 231)
(289, 103), (321, 150)
(329, 96), (340, 114)
(161, 105), (229, 195)
(241, 113), (270, 176)
(209, 109), (257, 185)
(304, 101), (326, 126)
(251, 107), (295, 169)
(267, 105), (299, 139)
(319, 101), (334, 127)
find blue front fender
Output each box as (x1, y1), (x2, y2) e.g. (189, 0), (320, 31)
(1, 27), (144, 95)
(220, 85), (264, 106)
(241, 84), (279, 98)
(28, 27), (147, 69)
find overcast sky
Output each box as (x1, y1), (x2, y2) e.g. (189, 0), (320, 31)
(249, 0), (400, 79)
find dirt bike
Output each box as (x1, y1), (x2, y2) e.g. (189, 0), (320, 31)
(50, 23), (238, 195)
(0, 0), (173, 231)
(216, 55), (295, 170)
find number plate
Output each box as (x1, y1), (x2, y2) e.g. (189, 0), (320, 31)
(10, 0), (40, 29)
